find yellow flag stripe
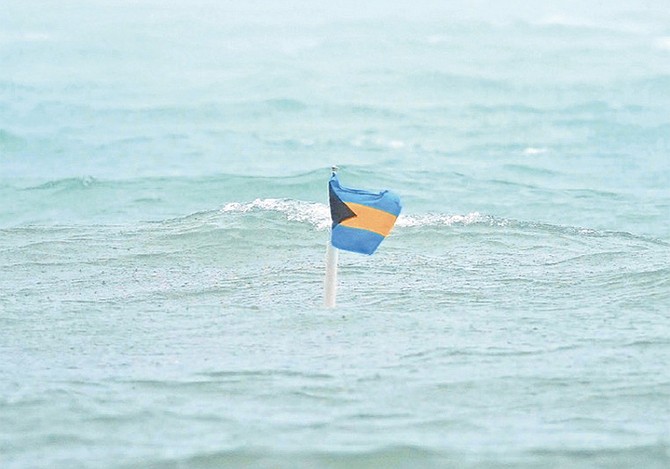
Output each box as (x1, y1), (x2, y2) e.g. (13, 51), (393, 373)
(340, 203), (398, 237)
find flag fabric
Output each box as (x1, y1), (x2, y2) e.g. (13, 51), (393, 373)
(329, 173), (402, 255)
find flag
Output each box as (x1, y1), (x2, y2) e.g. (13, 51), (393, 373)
(329, 173), (401, 255)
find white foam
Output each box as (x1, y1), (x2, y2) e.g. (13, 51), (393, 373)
(222, 198), (330, 230)
(350, 137), (407, 150)
(655, 37), (670, 51)
(535, 15), (643, 34)
(222, 199), (486, 230)
(396, 212), (485, 227)
(523, 147), (547, 155)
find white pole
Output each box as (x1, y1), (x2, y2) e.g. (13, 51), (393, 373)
(324, 165), (339, 308)
(324, 239), (338, 308)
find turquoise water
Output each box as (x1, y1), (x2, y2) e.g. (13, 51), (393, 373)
(2, 1), (670, 467)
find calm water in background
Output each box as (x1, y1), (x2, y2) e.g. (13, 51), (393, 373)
(1, 1), (670, 467)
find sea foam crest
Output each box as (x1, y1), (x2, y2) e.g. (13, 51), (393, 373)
(222, 198), (331, 230)
(523, 147), (547, 155)
(396, 212), (485, 227)
(221, 198), (486, 230)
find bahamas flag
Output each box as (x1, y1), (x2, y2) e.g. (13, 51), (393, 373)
(329, 173), (402, 255)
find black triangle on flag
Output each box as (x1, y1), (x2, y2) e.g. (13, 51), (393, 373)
(329, 182), (357, 227)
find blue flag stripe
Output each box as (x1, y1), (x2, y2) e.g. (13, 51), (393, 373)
(329, 175), (401, 216)
(331, 225), (385, 256)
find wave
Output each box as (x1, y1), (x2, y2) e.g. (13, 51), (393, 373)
(222, 198), (330, 230)
(128, 442), (670, 469)
(2, 196), (668, 313)
(217, 198), (668, 245)
(405, 71), (507, 91)
(261, 98), (308, 111)
(220, 198), (492, 231)
(4, 191), (665, 248)
(82, 98), (407, 122)
(528, 443), (670, 468)
(24, 176), (99, 191)
(138, 446), (444, 469)
(0, 31), (52, 43)
(530, 15), (644, 35)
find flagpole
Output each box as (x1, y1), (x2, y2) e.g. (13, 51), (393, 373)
(324, 239), (338, 308)
(324, 166), (339, 308)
